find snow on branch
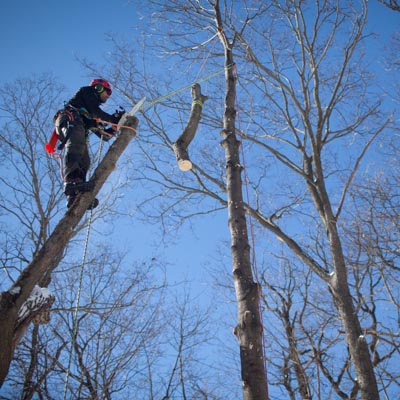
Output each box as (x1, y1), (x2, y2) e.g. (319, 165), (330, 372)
(13, 285), (55, 346)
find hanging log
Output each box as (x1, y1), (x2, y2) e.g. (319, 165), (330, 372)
(173, 83), (208, 171)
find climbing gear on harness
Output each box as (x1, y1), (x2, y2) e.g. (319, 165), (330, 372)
(47, 108), (80, 152)
(45, 129), (59, 154)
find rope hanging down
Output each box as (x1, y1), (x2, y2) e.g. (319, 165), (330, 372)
(62, 138), (104, 400)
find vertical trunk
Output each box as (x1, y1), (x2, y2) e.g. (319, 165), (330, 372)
(282, 312), (312, 399)
(308, 153), (379, 399)
(328, 226), (380, 400)
(215, 3), (268, 398)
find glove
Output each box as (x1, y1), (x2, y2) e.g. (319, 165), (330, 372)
(113, 107), (126, 122)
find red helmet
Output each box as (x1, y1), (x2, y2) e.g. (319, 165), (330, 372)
(89, 78), (112, 95)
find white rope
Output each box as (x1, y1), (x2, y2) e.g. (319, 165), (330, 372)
(62, 137), (104, 399)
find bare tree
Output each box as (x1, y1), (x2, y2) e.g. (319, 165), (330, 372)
(232, 1), (383, 397)
(378, 0), (400, 11)
(0, 75), (139, 386)
(212, 2), (268, 399)
(344, 161), (400, 397)
(5, 249), (165, 399)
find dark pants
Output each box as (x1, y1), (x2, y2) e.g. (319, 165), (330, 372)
(55, 112), (90, 183)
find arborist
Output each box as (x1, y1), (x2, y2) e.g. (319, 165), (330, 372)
(53, 79), (124, 209)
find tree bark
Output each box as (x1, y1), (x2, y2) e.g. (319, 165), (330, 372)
(327, 225), (380, 399)
(215, 2), (269, 399)
(0, 116), (138, 387)
(307, 148), (380, 399)
(173, 83), (208, 171)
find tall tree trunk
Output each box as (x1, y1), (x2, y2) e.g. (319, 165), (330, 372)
(0, 117), (138, 387)
(327, 219), (380, 399)
(215, 3), (268, 399)
(306, 144), (380, 399)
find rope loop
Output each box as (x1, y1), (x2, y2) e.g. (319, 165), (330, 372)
(192, 100), (203, 108)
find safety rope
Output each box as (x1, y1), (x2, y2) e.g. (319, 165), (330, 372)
(140, 64), (233, 111)
(234, 66), (269, 395)
(62, 137), (103, 399)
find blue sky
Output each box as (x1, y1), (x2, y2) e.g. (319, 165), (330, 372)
(1, 0), (398, 290)
(0, 0), (142, 89)
(1, 1), (397, 99)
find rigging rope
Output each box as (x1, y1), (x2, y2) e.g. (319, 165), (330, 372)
(62, 137), (104, 399)
(139, 64), (233, 111)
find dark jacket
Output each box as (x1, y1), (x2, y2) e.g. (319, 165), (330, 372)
(66, 86), (119, 126)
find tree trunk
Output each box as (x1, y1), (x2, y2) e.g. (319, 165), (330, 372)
(0, 116), (138, 387)
(328, 227), (380, 400)
(215, 3), (268, 398)
(307, 148), (380, 399)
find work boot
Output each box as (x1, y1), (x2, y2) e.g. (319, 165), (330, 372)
(64, 181), (95, 196)
(87, 198), (99, 210)
(64, 180), (98, 210)
(66, 194), (99, 210)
